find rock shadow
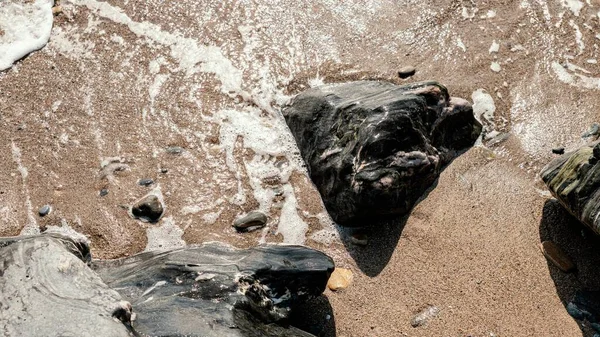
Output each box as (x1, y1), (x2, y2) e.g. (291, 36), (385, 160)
(337, 180), (439, 277)
(539, 199), (600, 337)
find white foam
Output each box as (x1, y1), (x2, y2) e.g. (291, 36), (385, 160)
(11, 141), (38, 236)
(0, 0), (54, 71)
(144, 216), (186, 251)
(277, 185), (309, 245)
(490, 62), (501, 72)
(561, 0), (584, 16)
(456, 38), (466, 52)
(552, 61), (600, 89)
(70, 0), (243, 95)
(489, 41), (500, 54)
(472, 89), (496, 124)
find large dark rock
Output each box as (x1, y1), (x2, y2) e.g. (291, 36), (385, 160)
(283, 81), (482, 225)
(0, 233), (334, 337)
(540, 141), (600, 235)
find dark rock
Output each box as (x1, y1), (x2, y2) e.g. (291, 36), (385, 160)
(38, 204), (51, 217)
(91, 242), (334, 337)
(0, 233), (334, 337)
(283, 81), (482, 226)
(160, 168), (168, 173)
(131, 194), (164, 222)
(233, 211), (268, 230)
(567, 291), (600, 333)
(398, 66), (416, 79)
(552, 147), (565, 155)
(100, 188), (109, 197)
(138, 178), (154, 186)
(541, 141), (600, 235)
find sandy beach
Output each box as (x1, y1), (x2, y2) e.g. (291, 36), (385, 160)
(2, 0), (600, 335)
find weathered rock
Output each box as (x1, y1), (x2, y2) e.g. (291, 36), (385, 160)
(138, 178), (154, 186)
(131, 194), (164, 222)
(411, 305), (440, 327)
(233, 211), (268, 230)
(0, 233), (334, 337)
(540, 241), (575, 272)
(540, 141), (600, 235)
(38, 204), (51, 216)
(0, 234), (130, 337)
(567, 291), (600, 333)
(327, 268), (353, 291)
(398, 66), (416, 79)
(283, 81), (481, 225)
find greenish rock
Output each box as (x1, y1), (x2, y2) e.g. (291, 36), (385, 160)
(540, 141), (600, 234)
(283, 81), (482, 226)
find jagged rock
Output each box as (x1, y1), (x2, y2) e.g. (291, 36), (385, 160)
(0, 233), (334, 337)
(131, 194), (164, 222)
(567, 291), (600, 333)
(540, 141), (600, 235)
(283, 81), (481, 225)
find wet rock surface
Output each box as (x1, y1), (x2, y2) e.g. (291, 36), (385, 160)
(541, 141), (600, 235)
(0, 233), (335, 337)
(284, 81), (482, 225)
(233, 211), (268, 231)
(131, 194), (164, 223)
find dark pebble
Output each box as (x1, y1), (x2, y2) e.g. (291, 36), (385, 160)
(139, 178), (154, 187)
(38, 205), (51, 217)
(100, 189), (109, 197)
(552, 147), (565, 155)
(160, 168), (168, 174)
(398, 66), (416, 79)
(233, 211), (268, 231)
(131, 195), (164, 223)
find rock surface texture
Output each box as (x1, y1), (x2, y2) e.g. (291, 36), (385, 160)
(0, 234), (334, 337)
(541, 141), (600, 235)
(283, 81), (482, 225)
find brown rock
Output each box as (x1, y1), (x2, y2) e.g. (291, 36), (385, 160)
(540, 241), (575, 272)
(398, 66), (416, 79)
(327, 268), (353, 291)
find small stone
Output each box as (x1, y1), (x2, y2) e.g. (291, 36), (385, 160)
(411, 305), (440, 327)
(583, 123), (600, 138)
(38, 205), (51, 217)
(350, 233), (368, 246)
(233, 211), (268, 230)
(398, 66), (416, 79)
(160, 168), (168, 174)
(540, 241), (575, 272)
(490, 62), (501, 72)
(131, 195), (164, 223)
(166, 146), (183, 155)
(552, 147), (565, 155)
(327, 268), (353, 291)
(52, 6), (62, 15)
(100, 189), (109, 197)
(138, 178), (154, 187)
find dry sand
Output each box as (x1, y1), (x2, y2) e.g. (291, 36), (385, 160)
(2, 0), (600, 336)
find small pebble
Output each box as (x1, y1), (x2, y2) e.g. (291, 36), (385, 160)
(233, 211), (268, 230)
(327, 268), (353, 291)
(138, 178), (154, 187)
(398, 66), (416, 79)
(540, 241), (575, 273)
(131, 194), (164, 223)
(350, 233), (368, 246)
(166, 146), (183, 155)
(411, 305), (440, 327)
(38, 205), (51, 217)
(160, 168), (168, 174)
(52, 6), (62, 15)
(552, 147), (565, 155)
(100, 189), (109, 197)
